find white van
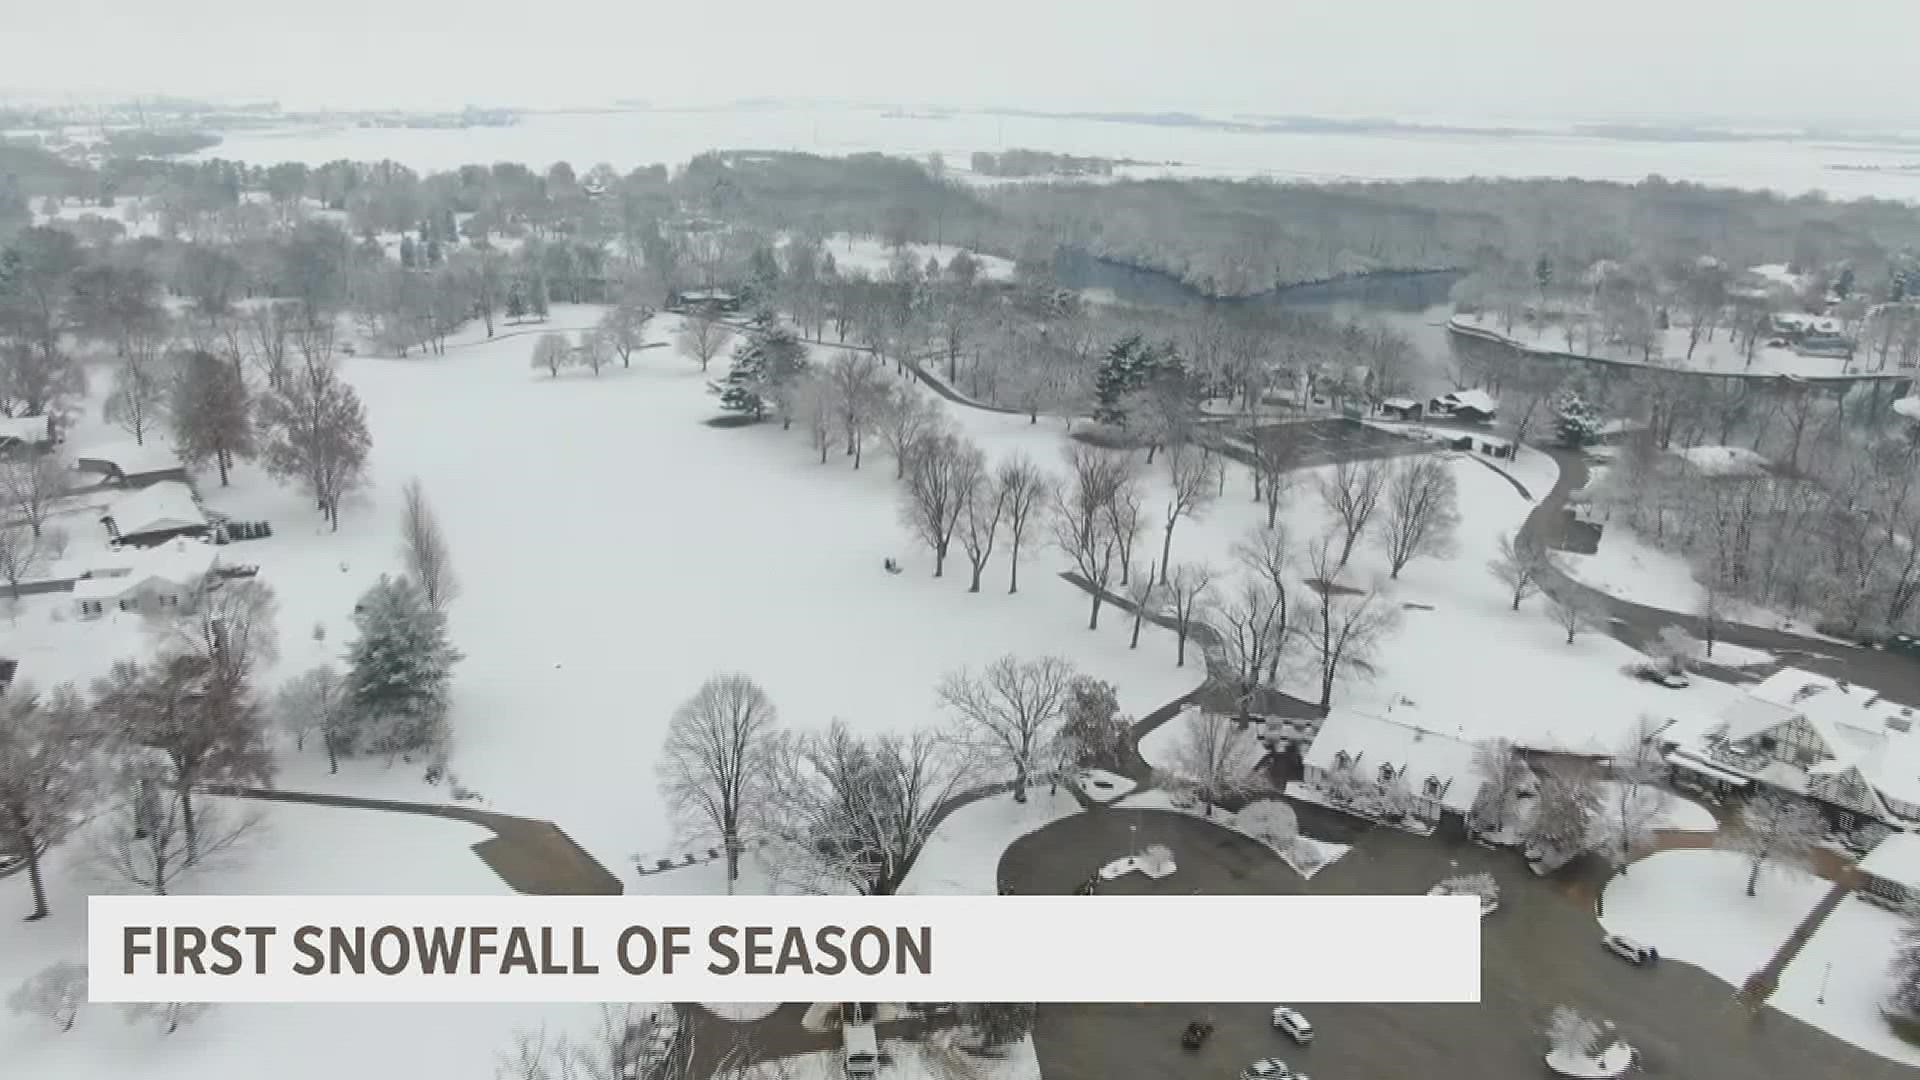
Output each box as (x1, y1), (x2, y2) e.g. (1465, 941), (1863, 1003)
(843, 1023), (880, 1079)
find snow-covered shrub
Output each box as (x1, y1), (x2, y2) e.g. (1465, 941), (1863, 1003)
(1233, 799), (1299, 851)
(8, 962), (87, 1031)
(120, 1000), (212, 1035)
(1288, 837), (1328, 875)
(1543, 1005), (1600, 1058)
(1887, 907), (1920, 1020)
(1435, 872), (1499, 902)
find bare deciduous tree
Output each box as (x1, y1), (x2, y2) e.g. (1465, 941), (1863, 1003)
(598, 300), (653, 368)
(956, 463), (1007, 593)
(399, 478), (459, 611)
(1164, 562), (1216, 667)
(1169, 708), (1268, 815)
(273, 665), (350, 774)
(1301, 537), (1399, 708)
(794, 375), (837, 463)
(1248, 427), (1297, 529)
(531, 332), (575, 377)
(1158, 442), (1220, 583)
(1592, 715), (1671, 874)
(677, 314), (735, 373)
(1547, 588), (1603, 644)
(900, 431), (982, 577)
(257, 355), (371, 530)
(496, 1004), (691, 1080)
(1721, 791), (1824, 897)
(1487, 531), (1548, 610)
(658, 674), (779, 891)
(763, 722), (977, 895)
(7, 962), (87, 1031)
(1315, 458), (1389, 569)
(938, 655), (1074, 801)
(827, 352), (888, 469)
(1215, 576), (1291, 713)
(873, 382), (941, 479)
(1104, 473), (1147, 587)
(92, 776), (258, 896)
(0, 455), (66, 539)
(1124, 566), (1160, 648)
(1051, 445), (1135, 629)
(0, 523), (64, 599)
(1376, 456), (1460, 578)
(102, 326), (172, 445)
(578, 329), (613, 375)
(1467, 737), (1526, 838)
(0, 683), (96, 919)
(995, 454), (1051, 595)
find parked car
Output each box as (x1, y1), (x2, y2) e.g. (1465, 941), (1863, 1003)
(1183, 1021), (1215, 1050)
(843, 1023), (879, 1079)
(1270, 1006), (1314, 1044)
(1633, 664), (1690, 689)
(1428, 876), (1500, 916)
(1241, 1057), (1305, 1080)
(1602, 933), (1659, 965)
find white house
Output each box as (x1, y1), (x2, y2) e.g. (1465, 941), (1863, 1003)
(101, 481), (208, 547)
(1669, 667), (1920, 834)
(1299, 709), (1483, 828)
(0, 413), (53, 453)
(1427, 389), (1498, 423)
(71, 540), (219, 620)
(1858, 832), (1920, 908)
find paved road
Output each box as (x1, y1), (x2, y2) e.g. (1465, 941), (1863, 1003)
(1523, 447), (1920, 707)
(1002, 808), (1914, 1080)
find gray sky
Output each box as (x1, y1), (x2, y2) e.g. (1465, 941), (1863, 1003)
(6, 0), (1919, 129)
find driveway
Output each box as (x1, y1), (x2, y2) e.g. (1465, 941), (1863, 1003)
(1525, 447), (1920, 708)
(1002, 807), (1914, 1080)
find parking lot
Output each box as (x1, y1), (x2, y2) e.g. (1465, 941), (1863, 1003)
(1001, 807), (1910, 1080)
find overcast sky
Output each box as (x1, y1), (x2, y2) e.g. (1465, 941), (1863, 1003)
(6, 0), (1919, 129)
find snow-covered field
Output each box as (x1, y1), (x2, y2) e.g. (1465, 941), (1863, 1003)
(1557, 515), (1822, 637)
(898, 790), (1082, 895)
(0, 796), (593, 1080)
(3, 309), (1197, 877)
(1598, 850), (1830, 989)
(187, 108), (1920, 202)
(1776, 897), (1919, 1068)
(1675, 445), (1772, 477)
(808, 233), (1016, 282)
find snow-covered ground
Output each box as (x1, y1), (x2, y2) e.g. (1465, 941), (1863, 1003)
(806, 233), (1016, 282)
(1594, 781), (1718, 832)
(1674, 445), (1771, 477)
(778, 1032), (1042, 1080)
(898, 790), (1081, 895)
(1557, 516), (1824, 636)
(0, 796), (595, 1080)
(5, 307), (1197, 874)
(185, 108), (1920, 202)
(1776, 896), (1920, 1068)
(1597, 849), (1830, 989)
(1452, 312), (1893, 379)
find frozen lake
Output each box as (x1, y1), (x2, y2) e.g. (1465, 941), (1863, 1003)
(192, 106), (1920, 201)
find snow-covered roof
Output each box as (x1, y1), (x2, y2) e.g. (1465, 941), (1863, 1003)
(103, 481), (205, 538)
(1303, 709), (1482, 814)
(74, 440), (183, 476)
(1436, 389), (1498, 414)
(1895, 396), (1920, 422)
(1714, 667), (1920, 811)
(72, 539), (219, 595)
(1859, 832), (1920, 889)
(0, 414), (49, 443)
(1381, 397), (1419, 410)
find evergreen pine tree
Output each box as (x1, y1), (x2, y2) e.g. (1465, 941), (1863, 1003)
(505, 283), (526, 322)
(343, 575), (463, 759)
(399, 236), (417, 269)
(711, 314), (809, 423)
(1093, 334), (1149, 425)
(1551, 390), (1603, 448)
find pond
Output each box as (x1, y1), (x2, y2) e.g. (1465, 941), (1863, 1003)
(1050, 249), (1462, 396)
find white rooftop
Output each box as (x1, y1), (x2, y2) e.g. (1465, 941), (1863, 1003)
(1437, 389), (1498, 414)
(103, 481), (205, 538)
(1711, 667), (1920, 811)
(1303, 708), (1482, 814)
(1859, 832), (1920, 889)
(74, 439), (183, 476)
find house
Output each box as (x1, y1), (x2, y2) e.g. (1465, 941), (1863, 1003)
(1298, 709), (1483, 832)
(101, 481), (208, 547)
(1427, 389), (1498, 424)
(1669, 667), (1920, 835)
(666, 289), (744, 315)
(70, 539), (219, 619)
(0, 413), (54, 454)
(1378, 397), (1423, 421)
(74, 441), (188, 487)
(1858, 832), (1920, 908)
